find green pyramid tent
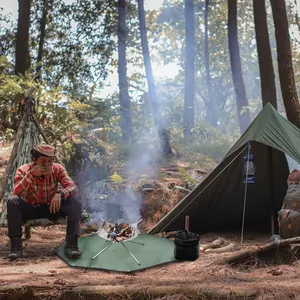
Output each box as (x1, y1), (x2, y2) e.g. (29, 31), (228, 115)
(149, 103), (300, 235)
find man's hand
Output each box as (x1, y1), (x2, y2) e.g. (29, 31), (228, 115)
(42, 167), (52, 176)
(50, 193), (61, 213)
(30, 165), (44, 177)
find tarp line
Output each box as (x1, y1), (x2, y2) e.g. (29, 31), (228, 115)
(155, 144), (249, 233)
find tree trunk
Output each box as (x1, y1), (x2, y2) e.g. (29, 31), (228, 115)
(270, 0), (300, 128)
(227, 0), (250, 134)
(253, 0), (277, 109)
(15, 0), (31, 75)
(204, 0), (218, 127)
(137, 0), (172, 156)
(118, 0), (133, 143)
(223, 236), (300, 265)
(36, 0), (51, 81)
(184, 0), (195, 136)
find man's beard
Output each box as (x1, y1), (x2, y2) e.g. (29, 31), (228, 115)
(40, 166), (52, 177)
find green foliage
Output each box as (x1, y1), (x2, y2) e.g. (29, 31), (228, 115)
(1, 0), (119, 101)
(0, 58), (116, 147)
(0, 59), (37, 135)
(110, 172), (124, 183)
(0, 8), (16, 58)
(170, 122), (237, 163)
(178, 167), (198, 189)
(0, 0), (299, 170)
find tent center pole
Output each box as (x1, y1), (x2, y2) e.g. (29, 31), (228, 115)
(241, 143), (251, 245)
(269, 147), (275, 236)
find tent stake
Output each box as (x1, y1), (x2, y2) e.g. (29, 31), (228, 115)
(271, 214), (275, 235)
(185, 215), (190, 231)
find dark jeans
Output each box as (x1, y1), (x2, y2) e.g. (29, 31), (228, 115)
(7, 195), (82, 238)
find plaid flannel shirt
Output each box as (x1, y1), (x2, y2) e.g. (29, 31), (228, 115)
(13, 162), (78, 205)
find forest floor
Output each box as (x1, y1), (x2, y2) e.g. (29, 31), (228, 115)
(1, 143), (300, 300)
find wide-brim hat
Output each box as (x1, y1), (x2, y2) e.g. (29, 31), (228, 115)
(30, 143), (56, 157)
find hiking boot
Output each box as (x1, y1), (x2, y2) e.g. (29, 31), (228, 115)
(65, 235), (81, 259)
(8, 237), (22, 260)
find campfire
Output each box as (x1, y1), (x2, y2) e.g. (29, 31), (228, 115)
(97, 219), (142, 242)
(107, 223), (133, 241)
(92, 219), (144, 264)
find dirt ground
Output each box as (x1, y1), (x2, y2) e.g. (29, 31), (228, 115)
(1, 226), (300, 300)
(1, 144), (300, 299)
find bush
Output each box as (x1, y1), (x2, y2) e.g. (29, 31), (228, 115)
(170, 123), (238, 165)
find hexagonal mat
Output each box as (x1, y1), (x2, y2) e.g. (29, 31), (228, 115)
(55, 233), (178, 272)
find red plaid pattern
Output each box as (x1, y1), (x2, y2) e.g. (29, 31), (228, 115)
(13, 163), (78, 205)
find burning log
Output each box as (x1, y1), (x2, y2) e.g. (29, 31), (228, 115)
(97, 219), (142, 242)
(107, 223), (133, 240)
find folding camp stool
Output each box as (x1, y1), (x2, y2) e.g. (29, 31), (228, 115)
(23, 217), (67, 239)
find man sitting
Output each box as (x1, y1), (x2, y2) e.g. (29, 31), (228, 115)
(7, 143), (82, 260)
